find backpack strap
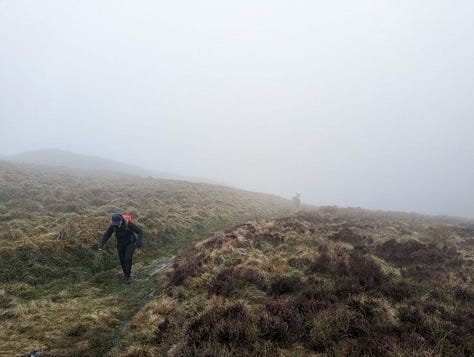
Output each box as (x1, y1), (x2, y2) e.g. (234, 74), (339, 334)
(123, 217), (129, 231)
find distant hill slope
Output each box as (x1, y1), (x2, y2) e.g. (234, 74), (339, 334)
(0, 160), (293, 356)
(122, 210), (474, 356)
(7, 148), (145, 173)
(5, 149), (220, 183)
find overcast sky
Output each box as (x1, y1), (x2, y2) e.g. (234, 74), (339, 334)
(1, 0), (473, 217)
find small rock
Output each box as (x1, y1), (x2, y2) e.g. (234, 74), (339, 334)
(238, 247), (250, 255)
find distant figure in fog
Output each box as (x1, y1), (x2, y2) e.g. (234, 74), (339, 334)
(98, 213), (143, 284)
(292, 193), (301, 209)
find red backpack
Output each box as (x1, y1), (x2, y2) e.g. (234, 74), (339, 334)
(112, 214), (137, 243)
(122, 214), (133, 222)
(122, 214), (133, 230)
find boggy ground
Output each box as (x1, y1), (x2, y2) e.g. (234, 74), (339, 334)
(121, 208), (474, 356)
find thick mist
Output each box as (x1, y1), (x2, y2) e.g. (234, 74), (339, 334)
(1, 1), (473, 217)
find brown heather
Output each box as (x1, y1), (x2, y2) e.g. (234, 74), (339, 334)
(124, 208), (474, 356)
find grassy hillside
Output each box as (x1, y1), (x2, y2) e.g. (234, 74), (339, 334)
(6, 149), (221, 183)
(0, 161), (293, 356)
(6, 149), (142, 174)
(120, 208), (474, 356)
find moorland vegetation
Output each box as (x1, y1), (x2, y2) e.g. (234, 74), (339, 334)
(1, 161), (473, 356)
(0, 161), (292, 356)
(121, 209), (474, 356)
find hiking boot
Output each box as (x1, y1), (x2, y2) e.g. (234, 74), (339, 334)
(124, 276), (131, 284)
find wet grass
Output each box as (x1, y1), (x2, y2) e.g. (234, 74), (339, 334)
(0, 161), (292, 356)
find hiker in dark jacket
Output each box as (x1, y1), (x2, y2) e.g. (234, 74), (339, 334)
(98, 213), (143, 284)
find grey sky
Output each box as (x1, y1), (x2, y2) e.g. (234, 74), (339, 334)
(1, 0), (474, 217)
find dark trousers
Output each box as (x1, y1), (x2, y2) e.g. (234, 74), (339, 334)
(117, 243), (136, 277)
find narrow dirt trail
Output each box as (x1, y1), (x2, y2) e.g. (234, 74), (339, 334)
(104, 254), (177, 356)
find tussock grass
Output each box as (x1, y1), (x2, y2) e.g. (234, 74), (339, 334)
(124, 209), (474, 356)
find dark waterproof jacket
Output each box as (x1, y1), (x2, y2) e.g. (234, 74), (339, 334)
(99, 219), (143, 248)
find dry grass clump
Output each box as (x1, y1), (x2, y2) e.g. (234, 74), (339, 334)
(253, 232), (285, 247)
(307, 249), (388, 298)
(128, 298), (177, 346)
(179, 299), (259, 356)
(269, 275), (304, 296)
(0, 288), (12, 309)
(258, 298), (306, 344)
(375, 238), (461, 266)
(0, 294), (124, 356)
(379, 279), (418, 302)
(168, 247), (211, 286)
(207, 266), (267, 297)
(329, 227), (372, 248)
(308, 304), (355, 352)
(375, 238), (464, 284)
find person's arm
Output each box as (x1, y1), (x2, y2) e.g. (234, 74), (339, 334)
(98, 225), (114, 249)
(129, 222), (143, 248)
